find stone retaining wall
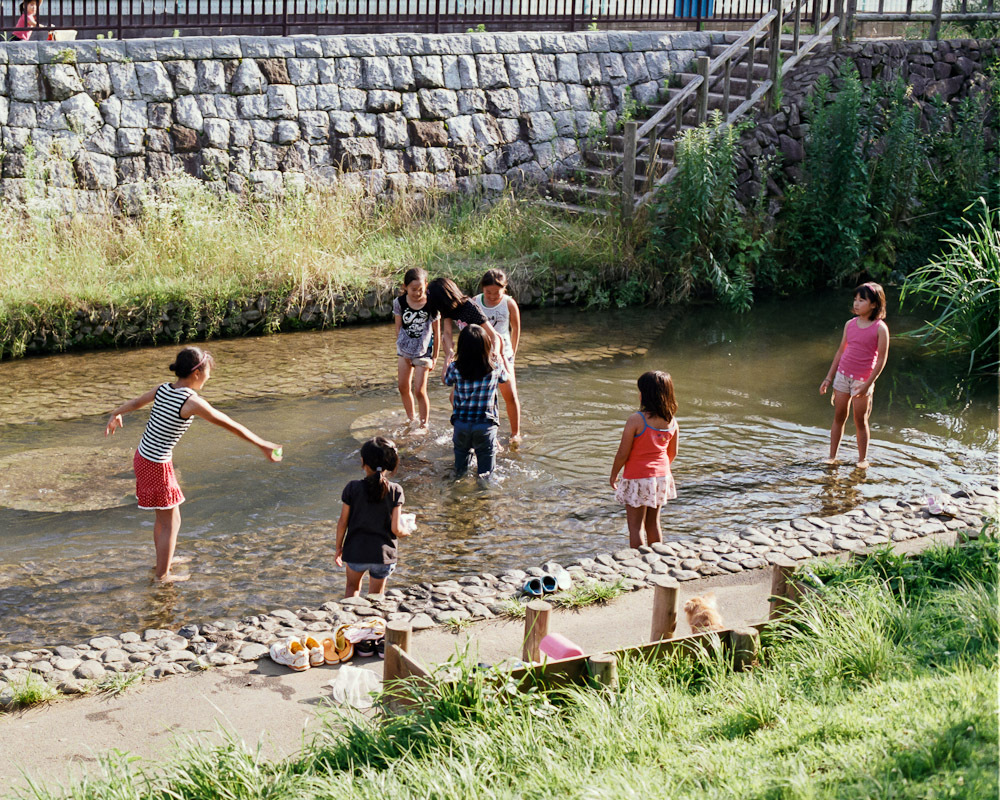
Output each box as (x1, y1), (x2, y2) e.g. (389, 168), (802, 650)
(734, 38), (997, 206)
(0, 483), (995, 700)
(0, 29), (724, 212)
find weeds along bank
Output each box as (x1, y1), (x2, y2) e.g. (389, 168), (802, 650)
(0, 186), (631, 358)
(7, 529), (998, 799)
(644, 38), (999, 373)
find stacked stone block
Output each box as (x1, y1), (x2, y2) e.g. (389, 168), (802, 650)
(0, 30), (720, 211)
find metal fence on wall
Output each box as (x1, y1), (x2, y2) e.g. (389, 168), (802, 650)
(1, 0), (838, 38)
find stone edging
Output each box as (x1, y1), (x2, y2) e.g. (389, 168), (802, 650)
(0, 483), (995, 702)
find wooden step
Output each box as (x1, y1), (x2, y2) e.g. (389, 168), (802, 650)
(571, 164), (654, 187)
(586, 146), (675, 168)
(545, 180), (619, 206)
(535, 198), (611, 217)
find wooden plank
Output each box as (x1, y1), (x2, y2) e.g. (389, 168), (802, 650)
(707, 8), (778, 75)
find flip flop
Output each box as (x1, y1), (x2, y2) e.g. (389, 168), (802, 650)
(321, 636), (339, 665)
(331, 624), (355, 663)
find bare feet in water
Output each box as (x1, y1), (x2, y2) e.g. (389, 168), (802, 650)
(822, 457), (838, 466)
(855, 460), (869, 469)
(156, 570), (191, 583)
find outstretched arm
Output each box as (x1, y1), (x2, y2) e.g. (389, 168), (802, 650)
(106, 388), (158, 436)
(184, 395), (282, 461)
(820, 322), (850, 394)
(610, 413), (642, 489)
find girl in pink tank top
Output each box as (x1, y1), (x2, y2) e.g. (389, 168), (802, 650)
(819, 282), (890, 469)
(610, 371), (679, 549)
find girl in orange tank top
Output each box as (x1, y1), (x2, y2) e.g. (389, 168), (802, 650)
(610, 371), (679, 549)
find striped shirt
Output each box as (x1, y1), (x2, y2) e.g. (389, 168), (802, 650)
(137, 383), (196, 463)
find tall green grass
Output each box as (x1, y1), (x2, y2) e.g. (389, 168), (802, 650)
(20, 536), (998, 800)
(0, 178), (626, 356)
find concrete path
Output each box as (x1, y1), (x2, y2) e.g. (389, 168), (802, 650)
(0, 531), (956, 798)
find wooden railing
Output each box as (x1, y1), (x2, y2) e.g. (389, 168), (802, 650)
(621, 0), (843, 214)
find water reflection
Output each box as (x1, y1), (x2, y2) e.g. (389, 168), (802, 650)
(0, 298), (995, 649)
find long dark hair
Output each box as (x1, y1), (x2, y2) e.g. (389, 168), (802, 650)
(426, 277), (468, 318)
(455, 324), (493, 381)
(169, 347), (214, 378)
(360, 436), (399, 503)
(637, 371), (677, 424)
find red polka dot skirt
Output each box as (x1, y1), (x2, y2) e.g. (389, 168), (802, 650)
(134, 450), (185, 510)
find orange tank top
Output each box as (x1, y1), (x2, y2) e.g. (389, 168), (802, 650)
(623, 414), (677, 479)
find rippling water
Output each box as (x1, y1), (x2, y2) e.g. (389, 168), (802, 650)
(0, 295), (995, 649)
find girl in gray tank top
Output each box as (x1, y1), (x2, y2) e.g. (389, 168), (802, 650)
(106, 346), (283, 583)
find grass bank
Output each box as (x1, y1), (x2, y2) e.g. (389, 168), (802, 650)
(19, 529), (997, 800)
(0, 179), (629, 358)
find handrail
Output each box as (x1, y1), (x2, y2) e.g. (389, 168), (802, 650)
(707, 9), (778, 76)
(635, 74), (705, 141)
(779, 15), (840, 75)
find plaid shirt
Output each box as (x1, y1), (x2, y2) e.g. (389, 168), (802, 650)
(445, 361), (508, 425)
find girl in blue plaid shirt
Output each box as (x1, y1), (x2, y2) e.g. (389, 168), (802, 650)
(444, 324), (509, 478)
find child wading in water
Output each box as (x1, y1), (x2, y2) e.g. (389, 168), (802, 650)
(819, 282), (890, 469)
(335, 437), (412, 597)
(445, 324), (509, 479)
(610, 371), (679, 549)
(473, 269), (522, 443)
(106, 347), (282, 582)
(428, 276), (520, 442)
(393, 267), (441, 432)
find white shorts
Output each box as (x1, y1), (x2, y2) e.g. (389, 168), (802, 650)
(833, 372), (873, 396)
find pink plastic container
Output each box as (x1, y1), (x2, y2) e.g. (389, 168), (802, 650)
(539, 633), (585, 660)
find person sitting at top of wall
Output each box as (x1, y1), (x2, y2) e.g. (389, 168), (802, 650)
(13, 0), (42, 40)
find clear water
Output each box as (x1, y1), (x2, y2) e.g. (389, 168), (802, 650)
(0, 295), (995, 650)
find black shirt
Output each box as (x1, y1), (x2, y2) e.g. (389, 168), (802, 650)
(340, 478), (404, 564)
(449, 299), (487, 325)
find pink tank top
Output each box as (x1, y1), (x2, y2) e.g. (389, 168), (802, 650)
(623, 414), (677, 480)
(838, 317), (885, 381)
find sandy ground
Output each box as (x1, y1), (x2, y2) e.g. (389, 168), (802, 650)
(0, 532), (956, 798)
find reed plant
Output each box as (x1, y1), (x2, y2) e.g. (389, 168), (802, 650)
(900, 199), (1000, 375)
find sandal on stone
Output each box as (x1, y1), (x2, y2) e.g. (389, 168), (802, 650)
(321, 636), (339, 665)
(541, 574), (558, 594)
(331, 624), (354, 663)
(269, 639), (310, 672)
(523, 577), (544, 597)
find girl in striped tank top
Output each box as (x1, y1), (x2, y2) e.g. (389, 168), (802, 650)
(106, 347), (282, 582)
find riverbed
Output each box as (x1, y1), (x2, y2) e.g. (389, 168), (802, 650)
(0, 295), (994, 649)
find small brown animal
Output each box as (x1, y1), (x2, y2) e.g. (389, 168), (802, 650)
(684, 593), (724, 633)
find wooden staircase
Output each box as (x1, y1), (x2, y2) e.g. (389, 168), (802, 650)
(538, 0), (842, 217)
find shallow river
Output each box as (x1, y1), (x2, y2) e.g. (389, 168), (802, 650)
(0, 295), (995, 650)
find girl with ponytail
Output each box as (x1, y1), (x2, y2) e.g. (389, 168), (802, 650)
(106, 346), (282, 582)
(335, 436), (413, 597)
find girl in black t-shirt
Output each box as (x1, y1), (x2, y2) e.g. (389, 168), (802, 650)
(335, 437), (413, 597)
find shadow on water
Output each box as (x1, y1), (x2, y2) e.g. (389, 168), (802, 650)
(0, 296), (995, 649)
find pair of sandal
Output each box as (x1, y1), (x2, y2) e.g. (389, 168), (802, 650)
(269, 630), (354, 672)
(523, 570), (572, 597)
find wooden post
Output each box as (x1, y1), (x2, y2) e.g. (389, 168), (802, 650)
(650, 577), (679, 641)
(846, 0), (857, 40)
(722, 59), (732, 121)
(383, 621), (412, 683)
(674, 104), (684, 136)
(793, 0), (802, 52)
(768, 556), (799, 619)
(811, 0), (821, 37)
(522, 600), (552, 663)
(696, 56), (710, 125)
(766, 0), (782, 110)
(833, 0), (845, 50)
(588, 654), (619, 689)
(746, 35), (757, 103)
(929, 0), (943, 38)
(621, 120), (637, 222)
(728, 627), (760, 672)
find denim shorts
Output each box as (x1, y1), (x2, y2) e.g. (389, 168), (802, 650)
(833, 371), (873, 397)
(345, 562), (396, 579)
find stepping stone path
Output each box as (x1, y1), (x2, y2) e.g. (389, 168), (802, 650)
(0, 483), (995, 703)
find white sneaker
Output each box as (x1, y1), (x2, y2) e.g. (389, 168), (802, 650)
(302, 636), (325, 667)
(269, 639), (310, 671)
